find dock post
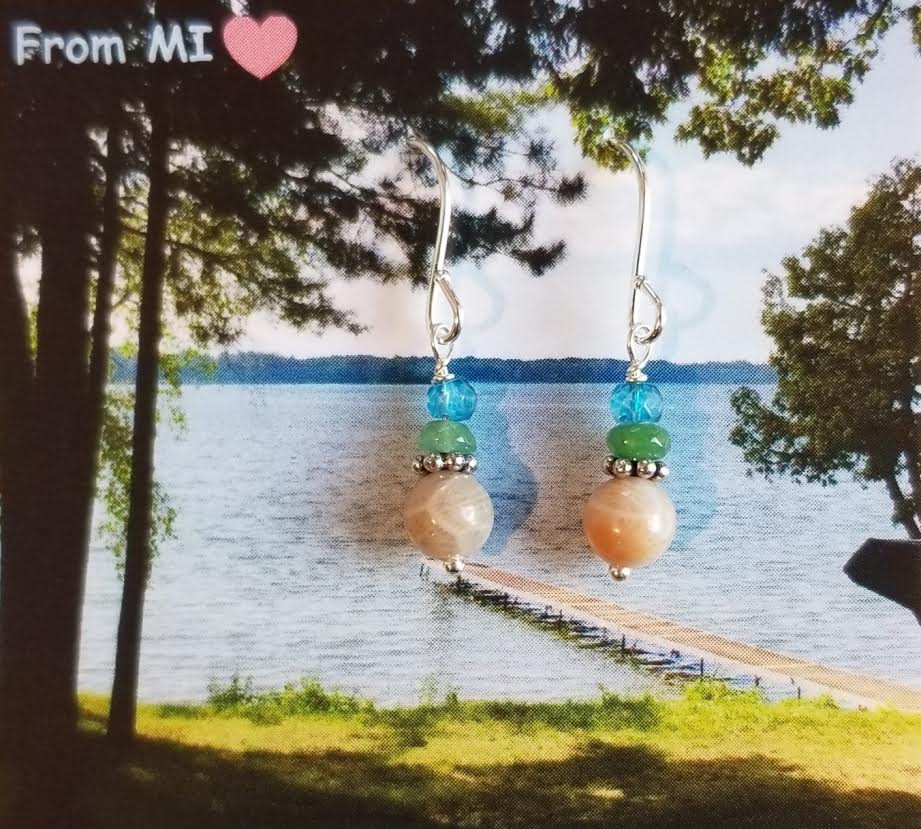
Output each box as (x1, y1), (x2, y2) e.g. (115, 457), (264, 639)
(699, 658), (705, 678)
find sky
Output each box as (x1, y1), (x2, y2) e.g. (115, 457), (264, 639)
(238, 23), (920, 365)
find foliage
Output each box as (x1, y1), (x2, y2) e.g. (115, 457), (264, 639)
(560, 1), (909, 166)
(203, 675), (667, 732)
(670, 4), (900, 163)
(197, 676), (833, 734)
(96, 386), (165, 575)
(206, 675), (374, 725)
(96, 347), (214, 574)
(9, 3), (918, 289)
(731, 159), (921, 535)
(911, 3), (921, 48)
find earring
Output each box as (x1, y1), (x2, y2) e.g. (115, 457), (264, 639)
(402, 132), (494, 574)
(583, 139), (676, 581)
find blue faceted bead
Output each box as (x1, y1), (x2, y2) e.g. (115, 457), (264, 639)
(426, 377), (478, 421)
(609, 381), (664, 424)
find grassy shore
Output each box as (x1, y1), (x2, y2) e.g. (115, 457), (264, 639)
(51, 681), (921, 827)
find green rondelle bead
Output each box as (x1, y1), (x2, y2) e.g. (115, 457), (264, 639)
(419, 420), (477, 455)
(606, 423), (671, 461)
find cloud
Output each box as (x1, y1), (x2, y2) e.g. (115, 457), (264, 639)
(666, 158), (868, 249)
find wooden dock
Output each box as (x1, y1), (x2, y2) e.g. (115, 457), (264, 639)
(459, 562), (921, 713)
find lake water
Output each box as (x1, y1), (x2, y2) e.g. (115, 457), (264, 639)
(79, 384), (921, 703)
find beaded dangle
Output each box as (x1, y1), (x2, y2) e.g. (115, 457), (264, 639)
(582, 139), (676, 581)
(402, 132), (494, 574)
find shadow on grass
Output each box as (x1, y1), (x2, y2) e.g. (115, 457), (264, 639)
(71, 729), (921, 829)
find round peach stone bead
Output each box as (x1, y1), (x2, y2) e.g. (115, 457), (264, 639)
(404, 470), (494, 561)
(582, 477), (676, 568)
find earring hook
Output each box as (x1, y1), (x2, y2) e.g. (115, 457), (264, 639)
(604, 136), (665, 382)
(406, 130), (463, 381)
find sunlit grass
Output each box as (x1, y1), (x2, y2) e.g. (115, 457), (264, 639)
(73, 680), (921, 828)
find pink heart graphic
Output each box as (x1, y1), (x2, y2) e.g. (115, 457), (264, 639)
(222, 14), (297, 80)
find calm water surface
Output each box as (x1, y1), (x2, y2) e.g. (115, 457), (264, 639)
(79, 384), (921, 702)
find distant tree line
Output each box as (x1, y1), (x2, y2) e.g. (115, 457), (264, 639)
(111, 353), (777, 385)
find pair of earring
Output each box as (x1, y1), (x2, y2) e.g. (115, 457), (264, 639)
(402, 134), (676, 582)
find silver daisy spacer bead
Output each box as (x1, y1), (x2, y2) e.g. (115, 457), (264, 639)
(653, 462), (670, 481)
(466, 456), (478, 473)
(604, 455), (616, 475)
(609, 565), (631, 582)
(448, 453), (467, 472)
(423, 453), (445, 473)
(412, 456), (426, 474)
(635, 459), (658, 479)
(612, 458), (634, 478)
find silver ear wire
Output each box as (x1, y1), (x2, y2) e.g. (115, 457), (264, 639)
(604, 136), (665, 382)
(406, 131), (463, 382)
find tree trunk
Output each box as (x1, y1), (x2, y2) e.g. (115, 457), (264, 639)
(0, 83), (36, 729)
(78, 107), (125, 541)
(0, 91), (97, 827)
(901, 239), (921, 528)
(108, 90), (170, 745)
(883, 472), (921, 539)
(0, 84), (34, 501)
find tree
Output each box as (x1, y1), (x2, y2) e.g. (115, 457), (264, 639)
(108, 75), (172, 744)
(731, 159), (921, 538)
(0, 31), (119, 827)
